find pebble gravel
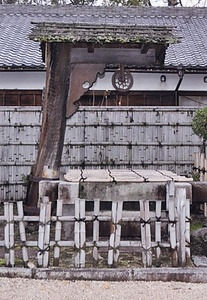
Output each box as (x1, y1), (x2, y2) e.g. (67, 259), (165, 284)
(0, 278), (207, 300)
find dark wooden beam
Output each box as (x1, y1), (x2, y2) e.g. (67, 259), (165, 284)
(26, 42), (72, 207)
(141, 43), (150, 54)
(154, 44), (167, 65)
(67, 63), (105, 117)
(87, 43), (94, 53)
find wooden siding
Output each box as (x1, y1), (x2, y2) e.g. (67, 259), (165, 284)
(0, 106), (202, 201)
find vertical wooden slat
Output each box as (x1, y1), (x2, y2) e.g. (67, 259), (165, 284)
(74, 198), (80, 267)
(4, 202), (10, 266)
(176, 187), (187, 267)
(79, 199), (86, 268)
(200, 153), (205, 181)
(93, 199), (100, 266)
(108, 201), (117, 266)
(168, 181), (178, 267)
(17, 201), (28, 267)
(37, 198), (46, 267)
(0, 107), (202, 203)
(185, 197), (191, 263)
(144, 200), (152, 267)
(140, 200), (147, 267)
(155, 200), (161, 266)
(204, 159), (207, 181)
(9, 202), (15, 267)
(113, 201), (123, 266)
(53, 199), (63, 266)
(42, 198), (51, 268)
(166, 180), (174, 211)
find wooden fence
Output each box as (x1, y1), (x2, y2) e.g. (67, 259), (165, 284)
(0, 106), (202, 201)
(0, 182), (190, 268)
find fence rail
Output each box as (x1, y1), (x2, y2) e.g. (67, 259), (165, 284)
(0, 106), (201, 201)
(0, 182), (190, 268)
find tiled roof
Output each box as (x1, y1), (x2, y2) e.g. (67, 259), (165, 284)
(0, 4), (207, 69)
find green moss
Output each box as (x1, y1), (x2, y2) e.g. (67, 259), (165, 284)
(0, 259), (5, 266)
(191, 221), (203, 232)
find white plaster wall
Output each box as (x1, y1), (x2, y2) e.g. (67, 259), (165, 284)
(91, 72), (179, 91)
(179, 74), (207, 91)
(0, 71), (46, 89)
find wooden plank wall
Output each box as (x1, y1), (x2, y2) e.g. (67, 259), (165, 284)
(0, 106), (201, 201)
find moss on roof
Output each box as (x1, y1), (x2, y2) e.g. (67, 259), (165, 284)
(29, 22), (180, 45)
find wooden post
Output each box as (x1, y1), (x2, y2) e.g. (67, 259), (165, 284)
(4, 202), (15, 267)
(140, 200), (147, 267)
(17, 201), (29, 267)
(200, 153), (205, 181)
(79, 199), (86, 268)
(108, 201), (117, 267)
(74, 199), (80, 267)
(93, 199), (100, 266)
(37, 197), (47, 267)
(166, 180), (174, 211)
(4, 202), (10, 266)
(185, 197), (191, 263)
(204, 159), (207, 181)
(113, 201), (123, 266)
(194, 152), (199, 177)
(144, 200), (152, 267)
(53, 199), (63, 266)
(155, 200), (161, 266)
(8, 202), (15, 267)
(176, 187), (187, 267)
(42, 198), (51, 268)
(168, 181), (178, 267)
(107, 201), (123, 267)
(26, 43), (72, 207)
(37, 196), (51, 268)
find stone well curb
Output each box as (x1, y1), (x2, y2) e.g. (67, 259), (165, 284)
(1, 267), (207, 283)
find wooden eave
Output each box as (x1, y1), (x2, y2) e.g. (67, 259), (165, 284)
(30, 22), (180, 46)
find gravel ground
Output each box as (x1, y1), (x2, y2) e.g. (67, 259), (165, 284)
(0, 278), (207, 300)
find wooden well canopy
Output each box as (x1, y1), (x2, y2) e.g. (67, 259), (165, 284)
(30, 22), (180, 117)
(26, 22), (180, 208)
(30, 22), (179, 45)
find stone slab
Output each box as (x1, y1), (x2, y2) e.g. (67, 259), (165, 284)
(192, 256), (207, 267)
(79, 181), (166, 201)
(64, 169), (193, 183)
(58, 181), (79, 204)
(2, 267), (207, 283)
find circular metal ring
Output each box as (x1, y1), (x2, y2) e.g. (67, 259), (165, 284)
(112, 70), (133, 92)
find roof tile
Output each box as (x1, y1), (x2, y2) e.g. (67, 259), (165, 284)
(0, 5), (207, 69)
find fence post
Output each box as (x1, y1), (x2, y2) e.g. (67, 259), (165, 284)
(185, 196), (191, 264)
(93, 199), (100, 266)
(155, 200), (162, 266)
(74, 198), (86, 268)
(43, 197), (51, 268)
(79, 199), (86, 268)
(37, 196), (51, 268)
(140, 200), (147, 267)
(167, 181), (178, 267)
(53, 199), (63, 266)
(176, 187), (187, 267)
(108, 201), (117, 267)
(17, 201), (28, 267)
(113, 201), (123, 267)
(4, 202), (10, 266)
(4, 202), (15, 267)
